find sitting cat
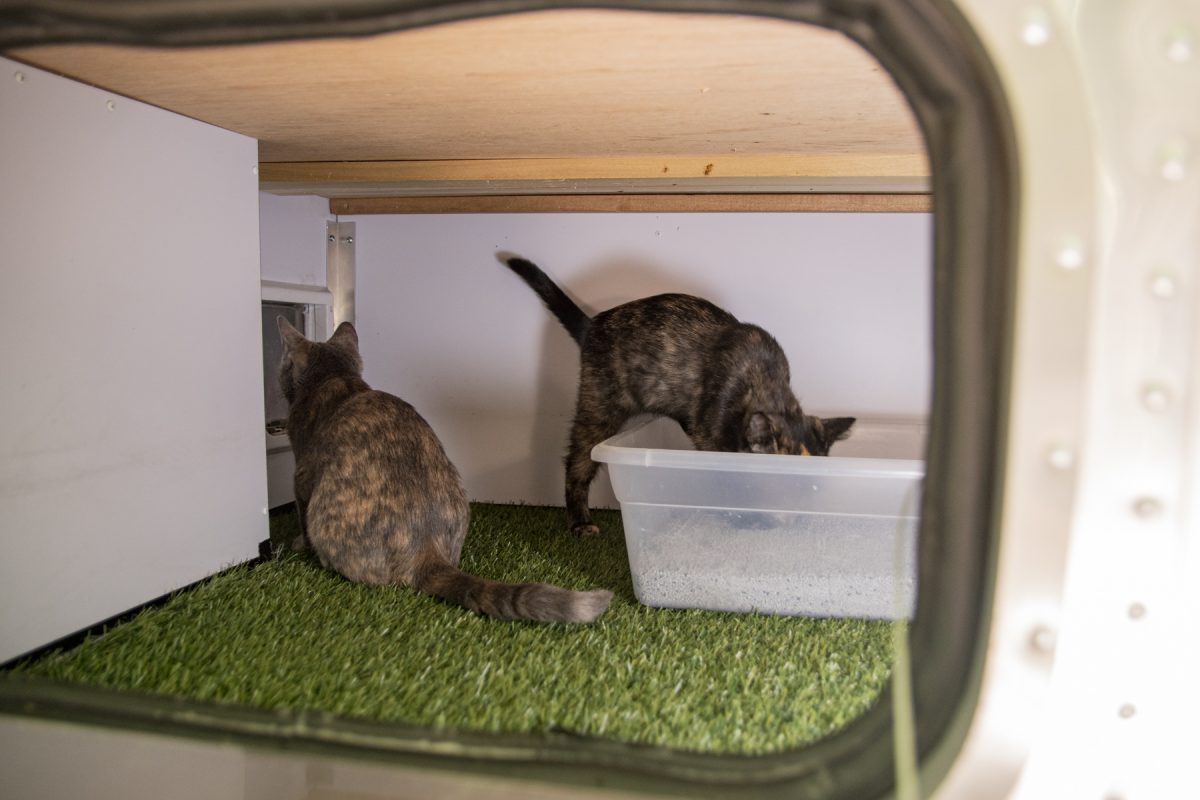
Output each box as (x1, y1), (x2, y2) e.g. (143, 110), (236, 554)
(277, 318), (611, 623)
(502, 256), (855, 536)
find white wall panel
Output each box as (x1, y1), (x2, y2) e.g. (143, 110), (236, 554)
(0, 58), (265, 662)
(350, 212), (931, 508)
(259, 193), (330, 287)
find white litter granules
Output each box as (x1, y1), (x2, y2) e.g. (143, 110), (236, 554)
(624, 507), (918, 619)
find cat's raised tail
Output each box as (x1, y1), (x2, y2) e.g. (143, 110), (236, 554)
(502, 256), (591, 345)
(415, 558), (612, 624)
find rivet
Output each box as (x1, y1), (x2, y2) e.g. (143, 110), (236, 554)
(1141, 384), (1171, 413)
(1162, 159), (1187, 182)
(1056, 239), (1085, 271)
(1149, 272), (1178, 299)
(13, 70), (25, 83)
(1159, 140), (1189, 182)
(327, 234), (336, 243)
(1166, 28), (1195, 63)
(1118, 703), (1136, 719)
(342, 236), (354, 244)
(105, 99), (116, 112)
(1021, 7), (1052, 47)
(1029, 624), (1057, 654)
(1133, 496), (1163, 519)
(1046, 445), (1074, 471)
(1128, 602), (1146, 620)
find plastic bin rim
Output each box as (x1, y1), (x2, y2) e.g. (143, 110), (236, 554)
(592, 419), (925, 479)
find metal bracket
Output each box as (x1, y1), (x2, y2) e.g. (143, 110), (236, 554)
(325, 220), (356, 327)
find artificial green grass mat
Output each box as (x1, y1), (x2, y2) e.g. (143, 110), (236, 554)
(9, 503), (893, 754)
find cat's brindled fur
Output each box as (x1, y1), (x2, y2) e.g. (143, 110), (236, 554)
(503, 256), (856, 536)
(278, 318), (611, 623)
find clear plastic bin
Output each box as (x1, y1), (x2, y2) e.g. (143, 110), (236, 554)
(592, 416), (925, 619)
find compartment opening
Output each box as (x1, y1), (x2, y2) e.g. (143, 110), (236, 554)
(262, 299), (305, 434)
(1, 2), (1014, 797)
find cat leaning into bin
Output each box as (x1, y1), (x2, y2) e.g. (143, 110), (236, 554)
(502, 256), (856, 537)
(276, 318), (612, 624)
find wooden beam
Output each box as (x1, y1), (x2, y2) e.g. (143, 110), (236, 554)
(261, 155), (931, 198)
(262, 154), (929, 184)
(329, 194), (933, 215)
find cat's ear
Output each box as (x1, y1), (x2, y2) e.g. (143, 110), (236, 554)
(328, 321), (359, 350)
(745, 412), (779, 454)
(327, 321), (363, 373)
(277, 316), (309, 374)
(820, 416), (856, 450)
(277, 317), (308, 353)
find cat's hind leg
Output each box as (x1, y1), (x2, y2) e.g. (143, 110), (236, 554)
(290, 465), (315, 554)
(288, 495), (311, 554)
(564, 409), (623, 536)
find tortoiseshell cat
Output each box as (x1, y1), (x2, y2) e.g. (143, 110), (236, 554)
(277, 318), (611, 623)
(503, 257), (856, 536)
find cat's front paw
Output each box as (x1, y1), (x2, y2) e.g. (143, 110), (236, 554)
(571, 523), (602, 537)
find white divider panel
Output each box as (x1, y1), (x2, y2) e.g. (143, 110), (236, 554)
(0, 58), (266, 662)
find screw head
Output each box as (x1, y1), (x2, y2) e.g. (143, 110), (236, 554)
(327, 234), (336, 243)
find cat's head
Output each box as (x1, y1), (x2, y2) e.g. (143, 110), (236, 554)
(801, 415), (856, 456)
(744, 411), (855, 456)
(276, 318), (363, 403)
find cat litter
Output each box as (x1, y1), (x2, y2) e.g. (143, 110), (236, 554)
(592, 416), (924, 619)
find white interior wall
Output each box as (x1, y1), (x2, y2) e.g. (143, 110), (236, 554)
(346, 212), (932, 508)
(0, 59), (266, 662)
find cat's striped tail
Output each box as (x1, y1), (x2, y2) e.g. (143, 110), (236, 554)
(413, 559), (612, 624)
(502, 256), (591, 345)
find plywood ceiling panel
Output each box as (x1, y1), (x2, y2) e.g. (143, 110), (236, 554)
(9, 9), (925, 166)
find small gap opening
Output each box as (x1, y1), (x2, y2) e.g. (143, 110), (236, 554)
(262, 299), (306, 436)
